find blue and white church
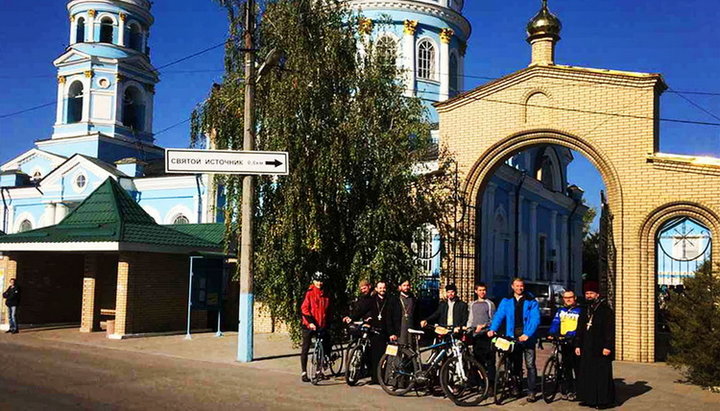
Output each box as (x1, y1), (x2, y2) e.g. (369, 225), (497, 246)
(1, 0), (217, 234)
(350, 1), (588, 296)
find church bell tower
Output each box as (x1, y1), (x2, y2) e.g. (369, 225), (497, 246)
(45, 0), (162, 162)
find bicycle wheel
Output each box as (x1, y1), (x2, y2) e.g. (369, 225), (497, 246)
(494, 358), (510, 405)
(440, 355), (490, 406)
(541, 356), (560, 403)
(345, 344), (365, 386)
(328, 341), (345, 377)
(377, 348), (416, 396)
(310, 341), (323, 385)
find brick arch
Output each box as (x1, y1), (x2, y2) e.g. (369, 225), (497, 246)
(636, 201), (720, 362)
(462, 129), (623, 211)
(452, 128), (627, 353)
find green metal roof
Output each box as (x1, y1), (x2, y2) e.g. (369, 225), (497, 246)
(0, 178), (220, 251)
(166, 223), (226, 246)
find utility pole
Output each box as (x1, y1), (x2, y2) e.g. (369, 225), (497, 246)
(238, 0), (256, 363)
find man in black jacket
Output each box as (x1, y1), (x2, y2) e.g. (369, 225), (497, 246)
(387, 279), (417, 345)
(352, 280), (393, 384)
(3, 278), (20, 334)
(421, 283), (468, 329)
(344, 279), (373, 324)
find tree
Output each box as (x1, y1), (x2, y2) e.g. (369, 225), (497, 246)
(191, 0), (455, 339)
(666, 261), (720, 388)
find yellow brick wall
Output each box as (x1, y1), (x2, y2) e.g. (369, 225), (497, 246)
(437, 64), (720, 362)
(115, 252), (207, 336)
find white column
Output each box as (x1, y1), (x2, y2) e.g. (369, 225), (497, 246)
(517, 195), (525, 276)
(529, 201), (538, 280)
(508, 191), (516, 277)
(43, 204), (56, 227)
(118, 14), (126, 47)
(55, 203), (69, 224)
(439, 28), (453, 101)
(560, 215), (569, 283)
(56, 79), (66, 125)
(86, 11), (96, 42)
(115, 76), (123, 125)
(70, 17), (77, 44)
(82, 77), (92, 122)
(551, 210), (558, 281)
(484, 183), (496, 280)
(402, 20), (417, 97)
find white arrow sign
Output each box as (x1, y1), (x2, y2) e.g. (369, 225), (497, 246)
(165, 149), (289, 176)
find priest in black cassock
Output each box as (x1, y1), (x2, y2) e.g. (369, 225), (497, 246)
(574, 283), (616, 408)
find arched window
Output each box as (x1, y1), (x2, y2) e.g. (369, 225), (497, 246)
(417, 39), (435, 80)
(173, 215), (190, 225)
(535, 147), (562, 192)
(76, 17), (86, 43)
(376, 35), (397, 68)
(100, 17), (114, 44)
(19, 220), (33, 233)
(449, 54), (458, 96)
(128, 23), (143, 51)
(122, 86), (145, 131)
(67, 81), (84, 124)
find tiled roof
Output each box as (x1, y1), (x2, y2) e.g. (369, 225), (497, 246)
(0, 178), (220, 250)
(166, 223), (226, 246)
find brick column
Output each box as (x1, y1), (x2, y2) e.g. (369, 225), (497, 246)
(113, 254), (132, 338)
(80, 255), (100, 332)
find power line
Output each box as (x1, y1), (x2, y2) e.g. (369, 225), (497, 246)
(416, 94), (720, 127)
(0, 102), (56, 120)
(667, 86), (720, 123)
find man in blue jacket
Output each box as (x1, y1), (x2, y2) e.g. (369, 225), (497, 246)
(488, 277), (541, 402)
(548, 290), (582, 400)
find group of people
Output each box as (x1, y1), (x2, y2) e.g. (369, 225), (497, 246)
(299, 274), (616, 408)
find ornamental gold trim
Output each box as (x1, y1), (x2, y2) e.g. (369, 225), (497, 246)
(84, 70), (93, 78)
(88, 9), (96, 17)
(70, 15), (75, 22)
(403, 20), (419, 35)
(58, 76), (66, 84)
(116, 73), (124, 81)
(358, 18), (373, 35)
(119, 13), (127, 22)
(440, 28), (454, 44)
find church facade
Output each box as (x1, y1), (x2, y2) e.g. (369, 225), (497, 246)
(0, 0), (219, 237)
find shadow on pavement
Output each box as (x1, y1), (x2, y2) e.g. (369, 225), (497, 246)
(614, 378), (652, 405)
(254, 352), (300, 361)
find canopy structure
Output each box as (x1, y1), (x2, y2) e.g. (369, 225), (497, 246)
(0, 178), (222, 253)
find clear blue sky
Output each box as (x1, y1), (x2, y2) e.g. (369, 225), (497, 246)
(1, 0), (719, 225)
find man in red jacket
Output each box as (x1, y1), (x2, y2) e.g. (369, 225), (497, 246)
(300, 271), (332, 382)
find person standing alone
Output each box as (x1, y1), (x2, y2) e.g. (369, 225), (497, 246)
(300, 272), (331, 382)
(3, 278), (20, 334)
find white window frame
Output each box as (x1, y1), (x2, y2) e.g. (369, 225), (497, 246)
(416, 37), (438, 82)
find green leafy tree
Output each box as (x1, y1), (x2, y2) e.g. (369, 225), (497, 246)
(192, 0), (455, 339)
(666, 261), (720, 388)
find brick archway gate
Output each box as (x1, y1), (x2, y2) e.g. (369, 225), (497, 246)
(446, 128), (628, 355)
(436, 64), (720, 362)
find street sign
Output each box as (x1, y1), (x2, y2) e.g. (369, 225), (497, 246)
(165, 149), (289, 176)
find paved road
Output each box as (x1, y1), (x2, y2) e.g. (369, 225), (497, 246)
(0, 334), (460, 410)
(0, 332), (718, 410)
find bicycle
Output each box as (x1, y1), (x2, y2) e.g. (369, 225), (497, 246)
(540, 336), (573, 403)
(492, 335), (523, 405)
(439, 327), (491, 406)
(377, 325), (454, 396)
(310, 329), (345, 385)
(344, 321), (381, 386)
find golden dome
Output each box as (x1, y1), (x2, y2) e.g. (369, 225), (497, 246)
(526, 0), (562, 40)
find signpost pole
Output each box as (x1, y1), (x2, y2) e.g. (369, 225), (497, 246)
(237, 0), (256, 363)
(186, 256), (197, 340)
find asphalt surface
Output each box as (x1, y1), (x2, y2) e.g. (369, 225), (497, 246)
(0, 331), (718, 410)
